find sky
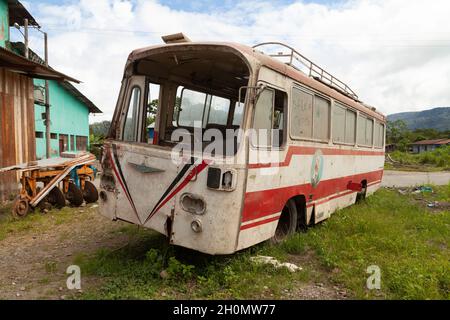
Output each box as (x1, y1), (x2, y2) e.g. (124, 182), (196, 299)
(14, 0), (450, 123)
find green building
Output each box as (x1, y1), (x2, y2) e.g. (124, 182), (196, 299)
(33, 79), (102, 159)
(2, 0), (102, 159)
(0, 0), (8, 47)
(1, 0), (84, 200)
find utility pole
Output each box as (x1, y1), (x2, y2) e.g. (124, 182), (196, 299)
(19, 20), (51, 157)
(44, 32), (51, 159)
(24, 19), (29, 59)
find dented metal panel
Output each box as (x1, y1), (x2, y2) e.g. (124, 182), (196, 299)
(0, 67), (36, 201)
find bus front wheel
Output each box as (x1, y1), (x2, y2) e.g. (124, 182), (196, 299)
(271, 199), (298, 244)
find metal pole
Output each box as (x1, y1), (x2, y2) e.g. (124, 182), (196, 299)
(24, 19), (29, 59)
(44, 32), (51, 159)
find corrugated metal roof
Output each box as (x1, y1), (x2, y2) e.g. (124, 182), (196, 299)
(0, 46), (79, 82)
(7, 0), (39, 27)
(10, 42), (102, 114)
(59, 81), (102, 114)
(411, 139), (450, 145)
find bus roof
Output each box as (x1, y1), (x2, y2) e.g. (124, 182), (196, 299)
(128, 42), (385, 122)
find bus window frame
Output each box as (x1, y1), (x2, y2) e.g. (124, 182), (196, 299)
(373, 120), (385, 149)
(289, 84), (331, 144)
(250, 83), (288, 151)
(357, 113), (375, 148)
(332, 101), (358, 147)
(176, 86), (232, 129)
(121, 85), (143, 142)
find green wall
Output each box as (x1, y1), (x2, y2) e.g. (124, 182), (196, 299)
(0, 0), (9, 48)
(34, 80), (90, 159)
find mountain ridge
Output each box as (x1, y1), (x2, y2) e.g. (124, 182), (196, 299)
(387, 107), (450, 131)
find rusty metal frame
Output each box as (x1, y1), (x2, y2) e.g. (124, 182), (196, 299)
(5, 154), (96, 208)
(253, 42), (359, 101)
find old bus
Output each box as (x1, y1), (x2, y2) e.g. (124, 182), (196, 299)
(99, 34), (386, 255)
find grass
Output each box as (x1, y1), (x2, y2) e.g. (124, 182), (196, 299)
(0, 203), (94, 242)
(75, 227), (319, 300)
(75, 186), (450, 300)
(300, 186), (449, 299)
(386, 145), (450, 171)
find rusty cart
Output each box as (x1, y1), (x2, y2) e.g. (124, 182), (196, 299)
(0, 153), (99, 218)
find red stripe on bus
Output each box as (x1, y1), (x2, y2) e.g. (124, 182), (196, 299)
(240, 180), (383, 231)
(248, 146), (384, 169)
(240, 216), (280, 231)
(148, 160), (209, 219)
(307, 189), (356, 207)
(242, 169), (383, 223)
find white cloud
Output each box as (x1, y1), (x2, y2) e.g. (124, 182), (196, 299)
(20, 0), (450, 122)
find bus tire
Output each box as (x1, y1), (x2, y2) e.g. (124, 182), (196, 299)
(270, 199), (298, 244)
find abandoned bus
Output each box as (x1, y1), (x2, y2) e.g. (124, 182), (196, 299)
(99, 34), (386, 255)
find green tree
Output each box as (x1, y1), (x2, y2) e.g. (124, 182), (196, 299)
(387, 120), (411, 151)
(146, 99), (158, 127)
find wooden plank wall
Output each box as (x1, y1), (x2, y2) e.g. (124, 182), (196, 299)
(0, 68), (36, 201)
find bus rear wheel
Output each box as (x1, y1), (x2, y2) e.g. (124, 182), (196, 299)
(271, 199), (298, 244)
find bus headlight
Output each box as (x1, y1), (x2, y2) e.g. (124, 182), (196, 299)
(180, 193), (206, 215)
(222, 171), (233, 190)
(207, 167), (237, 191)
(191, 219), (203, 233)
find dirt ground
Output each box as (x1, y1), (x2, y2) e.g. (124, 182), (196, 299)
(0, 206), (344, 300)
(0, 206), (130, 300)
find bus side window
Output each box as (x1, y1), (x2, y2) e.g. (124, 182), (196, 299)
(273, 90), (286, 148)
(146, 83), (161, 144)
(253, 88), (274, 147)
(252, 87), (286, 148)
(345, 109), (356, 144)
(332, 103), (356, 145)
(357, 114), (374, 147)
(313, 96), (330, 141)
(291, 87), (313, 139)
(232, 102), (244, 126)
(357, 114), (366, 146)
(123, 86), (141, 142)
(374, 122), (385, 148)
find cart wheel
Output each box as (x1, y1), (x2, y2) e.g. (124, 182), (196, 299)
(83, 181), (99, 203)
(66, 182), (84, 207)
(47, 187), (66, 209)
(13, 196), (30, 218)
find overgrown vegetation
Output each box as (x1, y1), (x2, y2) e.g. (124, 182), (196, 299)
(387, 145), (450, 171)
(75, 186), (450, 300)
(387, 120), (449, 152)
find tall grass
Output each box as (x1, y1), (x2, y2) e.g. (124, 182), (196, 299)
(390, 145), (450, 170)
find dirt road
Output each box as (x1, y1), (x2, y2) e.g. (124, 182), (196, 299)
(382, 170), (450, 187)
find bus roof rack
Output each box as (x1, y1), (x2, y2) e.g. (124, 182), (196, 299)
(253, 42), (359, 101)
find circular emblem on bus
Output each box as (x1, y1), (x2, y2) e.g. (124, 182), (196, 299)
(310, 150), (324, 188)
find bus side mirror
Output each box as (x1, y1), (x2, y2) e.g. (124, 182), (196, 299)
(254, 84), (268, 105)
(238, 84), (267, 107)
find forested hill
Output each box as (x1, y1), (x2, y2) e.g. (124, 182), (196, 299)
(387, 107), (450, 131)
